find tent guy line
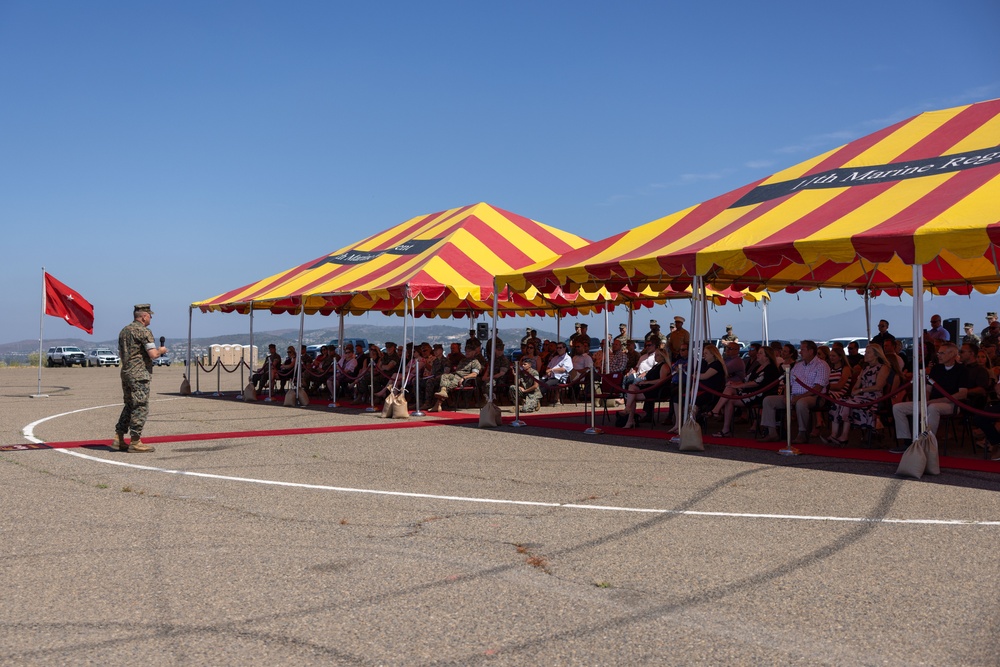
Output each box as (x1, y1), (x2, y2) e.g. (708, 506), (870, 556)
(19, 401), (1000, 528)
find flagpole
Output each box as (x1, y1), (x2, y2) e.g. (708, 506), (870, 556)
(32, 267), (48, 398)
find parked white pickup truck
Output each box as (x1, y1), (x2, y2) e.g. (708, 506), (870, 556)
(47, 345), (86, 367)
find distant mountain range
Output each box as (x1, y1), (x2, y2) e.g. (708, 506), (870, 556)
(0, 323), (567, 362)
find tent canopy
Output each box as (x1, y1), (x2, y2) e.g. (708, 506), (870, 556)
(499, 99), (1000, 297)
(193, 202), (766, 319)
(194, 202), (600, 318)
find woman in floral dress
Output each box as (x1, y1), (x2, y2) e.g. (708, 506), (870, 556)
(824, 345), (890, 446)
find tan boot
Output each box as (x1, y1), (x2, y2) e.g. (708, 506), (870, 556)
(112, 433), (128, 452)
(127, 439), (155, 453)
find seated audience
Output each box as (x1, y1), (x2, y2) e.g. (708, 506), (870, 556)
(275, 347), (298, 392)
(891, 342), (985, 452)
(252, 344), (281, 394)
(824, 345), (890, 446)
(723, 342), (745, 382)
(711, 345), (781, 437)
(509, 358), (542, 413)
(757, 340), (830, 445)
(539, 342), (573, 403)
(607, 338), (629, 373)
(520, 342), (541, 371)
(620, 356), (670, 428)
(430, 342), (484, 412)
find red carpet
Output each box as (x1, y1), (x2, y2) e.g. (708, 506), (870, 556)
(7, 399), (999, 474)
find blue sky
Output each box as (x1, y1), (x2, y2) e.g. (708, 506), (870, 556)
(2, 1), (999, 346)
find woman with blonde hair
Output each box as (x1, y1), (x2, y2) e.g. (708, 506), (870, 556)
(824, 344), (890, 446)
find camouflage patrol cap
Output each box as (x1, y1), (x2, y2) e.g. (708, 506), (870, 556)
(134, 304), (154, 314)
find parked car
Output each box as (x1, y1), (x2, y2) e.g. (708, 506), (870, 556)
(87, 348), (120, 367)
(327, 338), (370, 355)
(46, 345), (86, 367)
(739, 340), (793, 359)
(562, 335), (603, 354)
(713, 339), (747, 354)
(825, 337), (868, 355)
(152, 354), (171, 366)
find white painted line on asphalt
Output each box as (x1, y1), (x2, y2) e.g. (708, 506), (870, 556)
(21, 401), (1000, 528)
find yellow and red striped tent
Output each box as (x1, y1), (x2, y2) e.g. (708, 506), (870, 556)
(193, 202), (596, 318)
(193, 202), (765, 319)
(500, 99), (1000, 297)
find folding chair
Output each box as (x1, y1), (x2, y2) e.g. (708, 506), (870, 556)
(596, 372), (625, 424)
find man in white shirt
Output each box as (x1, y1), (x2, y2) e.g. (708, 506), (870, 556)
(758, 340), (830, 444)
(540, 342), (573, 404)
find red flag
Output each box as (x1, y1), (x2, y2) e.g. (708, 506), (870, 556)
(44, 272), (94, 334)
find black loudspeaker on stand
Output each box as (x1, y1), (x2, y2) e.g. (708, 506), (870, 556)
(943, 318), (959, 344)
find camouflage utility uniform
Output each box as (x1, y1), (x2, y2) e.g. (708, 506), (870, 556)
(509, 366), (542, 412)
(116, 320), (155, 441)
(437, 356), (483, 396)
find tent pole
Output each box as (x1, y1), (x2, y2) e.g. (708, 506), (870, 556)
(247, 306), (254, 398)
(295, 300), (305, 405)
(488, 279), (499, 404)
(338, 311), (345, 354)
(911, 264), (924, 443)
(603, 298), (610, 373)
(398, 290), (408, 394)
(762, 298), (769, 345)
(864, 291), (872, 342)
(186, 305), (193, 384)
(411, 294), (424, 416)
(683, 277), (703, 424)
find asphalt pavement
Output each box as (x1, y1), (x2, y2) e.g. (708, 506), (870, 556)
(1, 365), (998, 665)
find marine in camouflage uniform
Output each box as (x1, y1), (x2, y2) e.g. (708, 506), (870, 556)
(613, 324), (630, 345)
(429, 347), (483, 411)
(114, 304), (167, 453)
(509, 363), (541, 412)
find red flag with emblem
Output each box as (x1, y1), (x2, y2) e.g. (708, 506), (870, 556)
(44, 272), (94, 334)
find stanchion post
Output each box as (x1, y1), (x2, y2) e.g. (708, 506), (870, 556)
(778, 364), (799, 456)
(214, 361), (221, 396)
(194, 357), (202, 395)
(364, 361), (377, 412)
(265, 360), (273, 402)
(584, 366), (602, 435)
(328, 364), (337, 408)
(510, 360), (526, 427)
(412, 361), (425, 417)
(674, 366), (687, 437)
